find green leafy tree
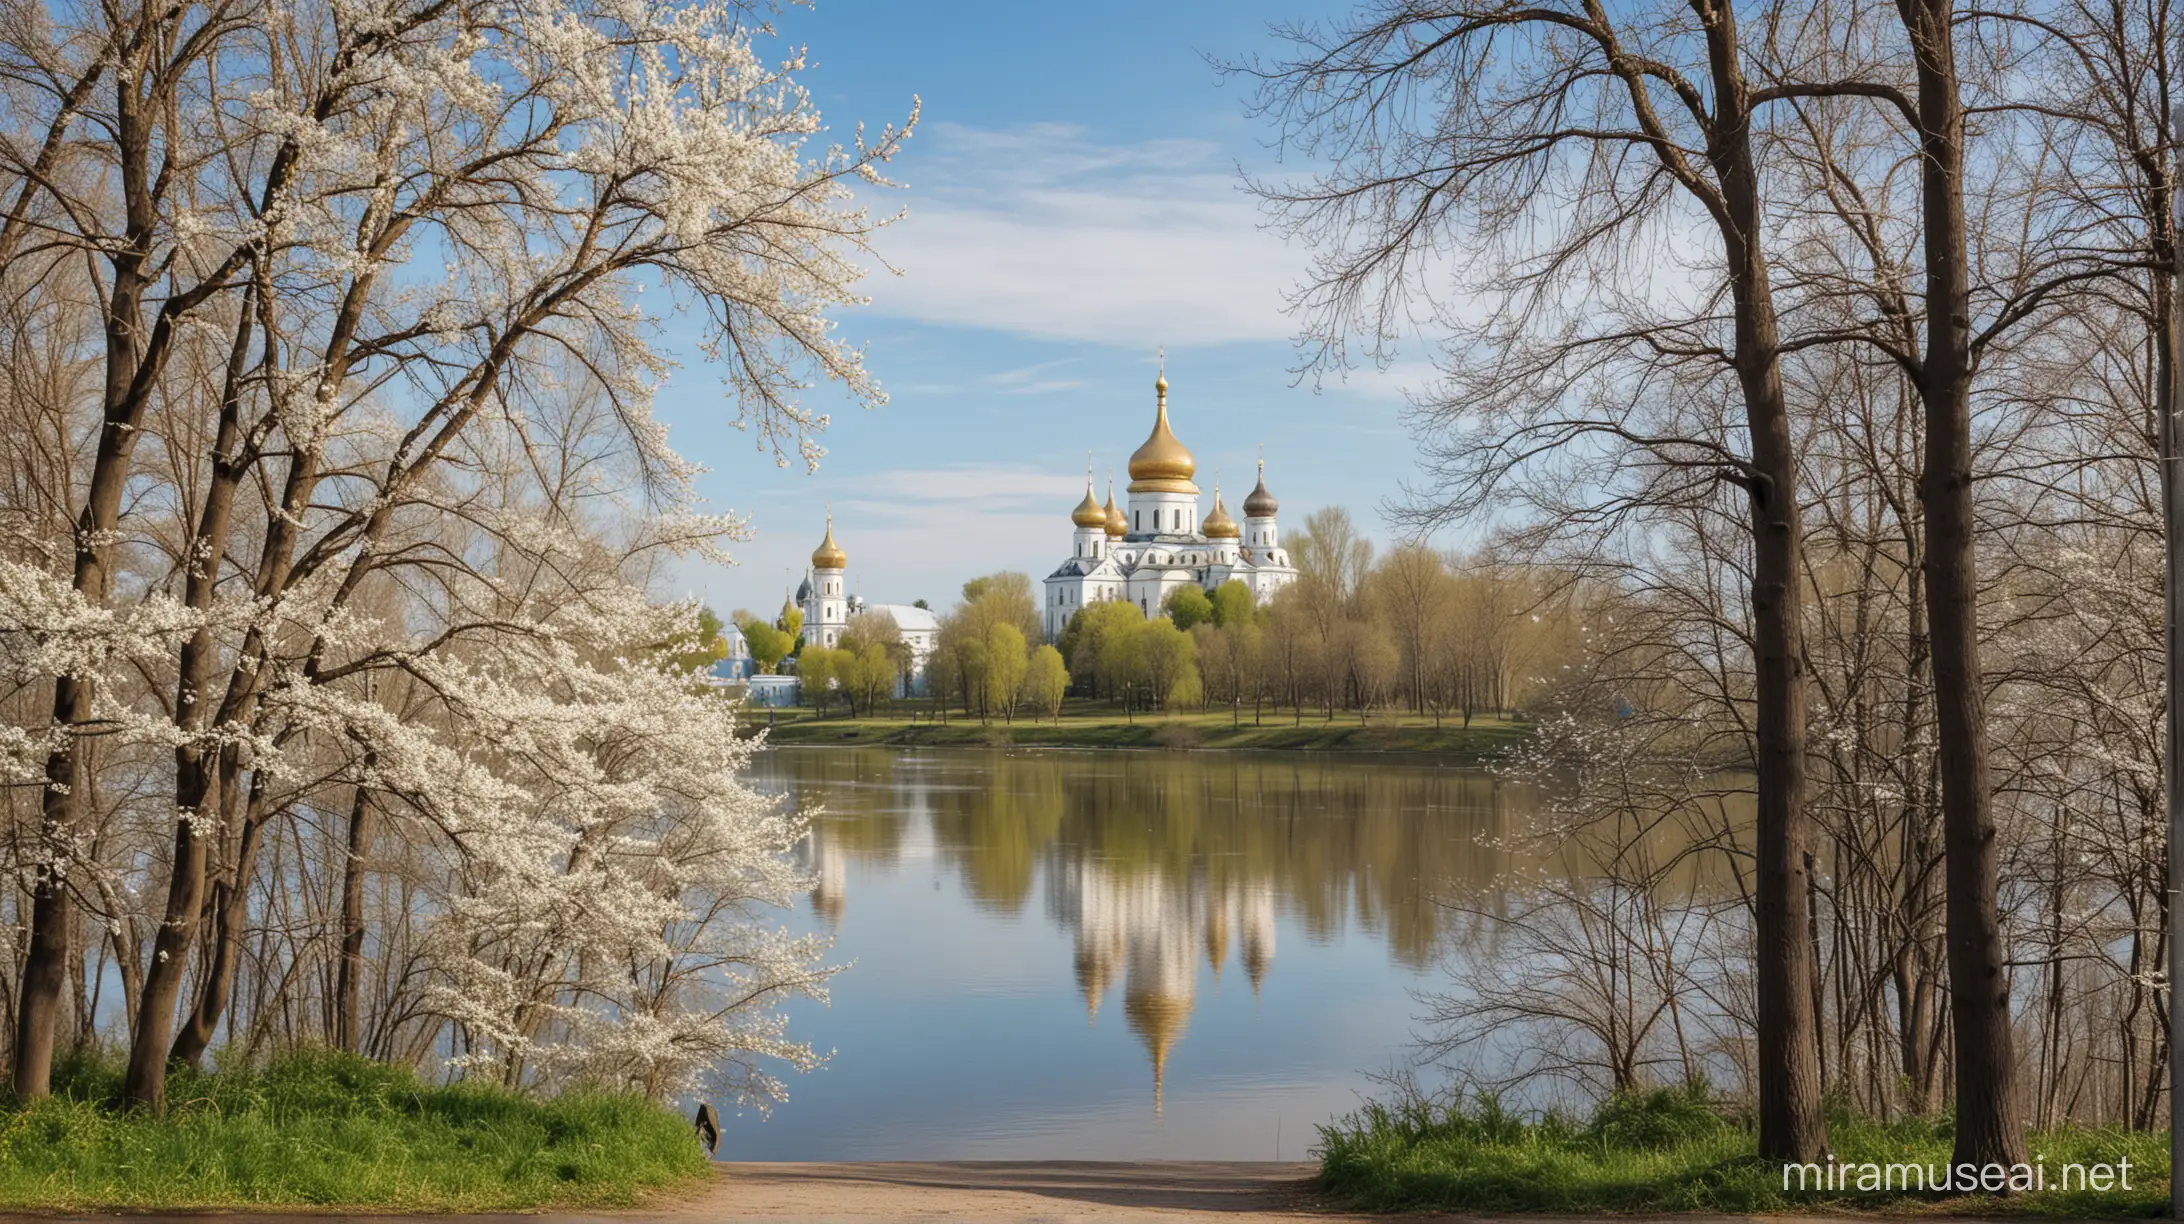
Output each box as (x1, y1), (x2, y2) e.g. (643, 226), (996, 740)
(981, 622), (1029, 723)
(1209, 580), (1256, 629)
(736, 613), (795, 675)
(960, 571), (1042, 642)
(1097, 621), (1148, 719)
(841, 610), (905, 713)
(1136, 617), (1196, 711)
(842, 640), (893, 715)
(1060, 600), (1145, 701)
(798, 645), (844, 714)
(1020, 645), (1070, 722)
(1164, 586), (1213, 631)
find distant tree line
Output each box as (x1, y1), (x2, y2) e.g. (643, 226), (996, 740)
(1054, 506), (1583, 729)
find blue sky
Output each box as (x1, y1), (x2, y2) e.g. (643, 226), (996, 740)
(659, 0), (1437, 617)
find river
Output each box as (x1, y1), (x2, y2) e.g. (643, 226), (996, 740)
(717, 745), (1535, 1161)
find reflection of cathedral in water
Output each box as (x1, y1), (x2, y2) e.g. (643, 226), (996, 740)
(1047, 858), (1276, 1114)
(772, 749), (1514, 1121)
(801, 818), (1280, 1115)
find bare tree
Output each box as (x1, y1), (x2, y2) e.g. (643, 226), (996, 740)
(1238, 0), (1830, 1156)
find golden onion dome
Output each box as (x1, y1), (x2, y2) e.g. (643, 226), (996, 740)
(1243, 457), (1279, 518)
(1127, 364), (1197, 494)
(1104, 477), (1127, 538)
(810, 514), (847, 570)
(1201, 487), (1240, 539)
(1071, 477), (1107, 528)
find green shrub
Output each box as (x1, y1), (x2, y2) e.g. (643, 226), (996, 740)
(1585, 1084), (1728, 1152)
(1317, 1087), (2166, 1216)
(0, 1048), (711, 1211)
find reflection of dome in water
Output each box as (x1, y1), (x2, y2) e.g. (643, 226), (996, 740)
(1075, 941), (1116, 1023)
(804, 834), (846, 927)
(1124, 989), (1192, 1117)
(1203, 899), (1230, 979)
(1241, 884), (1277, 997)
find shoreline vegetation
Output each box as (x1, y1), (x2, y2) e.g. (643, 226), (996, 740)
(0, 1050), (712, 1212)
(747, 702), (1533, 757)
(1316, 1088), (2168, 1217)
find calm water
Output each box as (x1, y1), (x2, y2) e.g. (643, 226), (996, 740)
(718, 746), (1534, 1160)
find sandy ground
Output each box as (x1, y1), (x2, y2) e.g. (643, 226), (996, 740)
(682, 1161), (1342, 1221)
(0, 1162), (1402, 1223)
(0, 1164), (2065, 1224)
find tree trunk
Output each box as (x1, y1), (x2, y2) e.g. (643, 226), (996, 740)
(334, 777), (374, 1053)
(1699, 5), (1827, 1158)
(169, 769), (265, 1068)
(15, 147), (159, 1097)
(1897, 0), (2026, 1168)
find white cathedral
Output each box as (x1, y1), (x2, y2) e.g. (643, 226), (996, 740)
(1041, 366), (1296, 641)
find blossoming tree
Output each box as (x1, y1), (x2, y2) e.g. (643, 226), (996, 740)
(0, 0), (908, 1110)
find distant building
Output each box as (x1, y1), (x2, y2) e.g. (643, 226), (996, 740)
(793, 517), (940, 696)
(1042, 363), (1296, 641)
(708, 621), (754, 681)
(745, 674), (801, 707)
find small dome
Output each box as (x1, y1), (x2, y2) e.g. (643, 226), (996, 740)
(811, 516), (847, 570)
(792, 578), (811, 605)
(1104, 478), (1127, 538)
(1201, 489), (1240, 539)
(1072, 477), (1107, 528)
(1243, 459), (1278, 518)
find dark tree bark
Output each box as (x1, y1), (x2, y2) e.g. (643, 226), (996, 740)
(1706, 20), (1828, 1152)
(168, 772), (266, 1068)
(18, 33), (181, 1095)
(1892, 0), (2028, 1169)
(334, 778), (376, 1053)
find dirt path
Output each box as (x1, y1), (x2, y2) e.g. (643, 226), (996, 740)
(0, 1164), (1983, 1224)
(669, 1161), (1336, 1221)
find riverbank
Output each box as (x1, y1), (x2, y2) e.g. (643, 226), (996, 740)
(752, 706), (1529, 757)
(0, 1050), (711, 1212)
(1318, 1088), (2165, 1217)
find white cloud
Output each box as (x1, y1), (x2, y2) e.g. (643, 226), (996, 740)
(868, 123), (1307, 347)
(839, 462), (1086, 520)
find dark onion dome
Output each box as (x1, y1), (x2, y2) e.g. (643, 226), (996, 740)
(1242, 458), (1278, 518)
(793, 577), (812, 604)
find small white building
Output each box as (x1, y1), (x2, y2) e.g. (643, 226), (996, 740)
(793, 523), (940, 695)
(745, 673), (801, 707)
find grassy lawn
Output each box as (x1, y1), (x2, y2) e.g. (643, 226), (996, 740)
(1317, 1088), (2166, 1216)
(0, 1049), (712, 1211)
(754, 700), (1530, 757)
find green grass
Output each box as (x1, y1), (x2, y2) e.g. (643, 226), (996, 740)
(1317, 1087), (2167, 1216)
(757, 703), (1530, 757)
(0, 1048), (713, 1211)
